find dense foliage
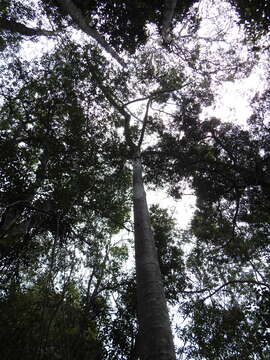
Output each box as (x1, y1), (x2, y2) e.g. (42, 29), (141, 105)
(0, 0), (269, 359)
(146, 92), (270, 358)
(44, 0), (197, 52)
(230, 0), (270, 35)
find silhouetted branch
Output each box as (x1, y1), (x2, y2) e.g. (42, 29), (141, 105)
(0, 18), (56, 37)
(57, 0), (125, 66)
(138, 99), (151, 149)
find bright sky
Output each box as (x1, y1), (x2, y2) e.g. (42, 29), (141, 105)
(203, 67), (267, 126)
(147, 188), (196, 229)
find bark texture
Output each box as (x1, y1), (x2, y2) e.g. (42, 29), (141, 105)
(56, 0), (125, 66)
(133, 156), (176, 360)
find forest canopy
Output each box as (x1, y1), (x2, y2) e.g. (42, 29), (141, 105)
(0, 0), (269, 359)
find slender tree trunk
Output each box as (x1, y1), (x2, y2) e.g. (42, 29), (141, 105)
(132, 155), (176, 360)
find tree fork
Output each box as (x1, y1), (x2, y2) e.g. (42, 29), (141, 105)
(132, 154), (176, 360)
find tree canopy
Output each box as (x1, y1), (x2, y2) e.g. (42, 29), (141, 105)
(0, 0), (269, 359)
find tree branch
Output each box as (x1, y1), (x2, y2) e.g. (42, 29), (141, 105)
(123, 95), (154, 107)
(232, 193), (240, 238)
(56, 0), (125, 66)
(0, 18), (56, 37)
(87, 62), (134, 149)
(123, 82), (192, 107)
(89, 241), (110, 300)
(87, 63), (124, 114)
(185, 279), (270, 302)
(138, 99), (151, 149)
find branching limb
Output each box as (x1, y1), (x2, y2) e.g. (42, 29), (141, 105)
(150, 104), (176, 118)
(0, 18), (56, 37)
(184, 279), (270, 302)
(123, 95), (154, 107)
(87, 62), (135, 149)
(56, 0), (125, 66)
(123, 82), (192, 107)
(138, 99), (151, 149)
(89, 241), (110, 300)
(231, 189), (241, 240)
(210, 129), (237, 163)
(87, 63), (125, 115)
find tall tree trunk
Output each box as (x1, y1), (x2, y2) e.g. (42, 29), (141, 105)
(132, 155), (176, 360)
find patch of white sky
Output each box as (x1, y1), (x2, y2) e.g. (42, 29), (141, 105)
(197, 0), (268, 126)
(202, 69), (265, 126)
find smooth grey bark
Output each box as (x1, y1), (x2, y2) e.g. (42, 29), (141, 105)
(56, 0), (125, 66)
(133, 155), (176, 360)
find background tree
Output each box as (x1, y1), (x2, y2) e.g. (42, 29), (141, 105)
(144, 85), (270, 358)
(229, 0), (270, 36)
